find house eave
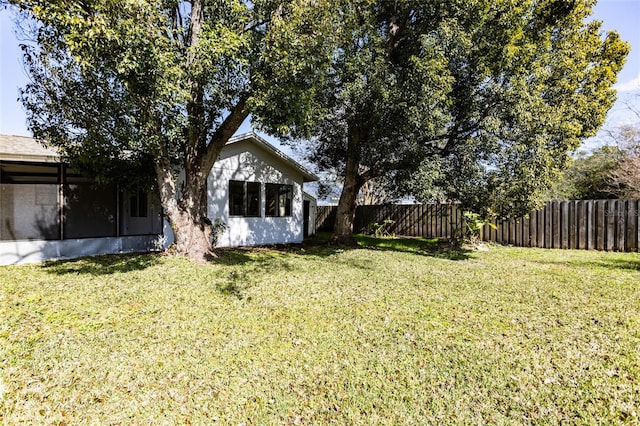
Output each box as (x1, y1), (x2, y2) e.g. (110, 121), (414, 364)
(0, 153), (60, 163)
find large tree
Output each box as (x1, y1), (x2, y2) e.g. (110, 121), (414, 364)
(546, 124), (640, 200)
(8, 0), (332, 259)
(602, 124), (640, 199)
(304, 0), (628, 243)
(545, 145), (624, 200)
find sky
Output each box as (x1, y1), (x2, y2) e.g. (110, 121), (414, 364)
(1, 1), (639, 150)
(589, 0), (640, 138)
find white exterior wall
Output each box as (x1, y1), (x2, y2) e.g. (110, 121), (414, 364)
(208, 140), (306, 247)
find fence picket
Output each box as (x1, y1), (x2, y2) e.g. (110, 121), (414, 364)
(595, 201), (604, 250)
(563, 202), (569, 248)
(579, 201), (585, 249)
(626, 200), (636, 251)
(586, 200), (593, 250)
(568, 201), (575, 249)
(617, 200), (626, 251)
(528, 214), (535, 247)
(535, 209), (543, 248)
(607, 200), (614, 250)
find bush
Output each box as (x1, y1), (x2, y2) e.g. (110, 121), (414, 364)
(364, 219), (396, 238)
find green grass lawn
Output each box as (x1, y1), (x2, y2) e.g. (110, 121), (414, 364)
(1, 236), (639, 424)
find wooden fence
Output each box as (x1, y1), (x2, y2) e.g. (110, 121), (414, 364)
(316, 204), (464, 239)
(316, 199), (640, 252)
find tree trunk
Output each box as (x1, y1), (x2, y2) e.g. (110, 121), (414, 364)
(153, 98), (249, 261)
(155, 161), (213, 261)
(331, 125), (365, 246)
(167, 206), (213, 261)
(149, 0), (249, 262)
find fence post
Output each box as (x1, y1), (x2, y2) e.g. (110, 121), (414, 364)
(605, 200), (614, 251)
(528, 213), (534, 247)
(568, 201), (575, 249)
(617, 200), (626, 251)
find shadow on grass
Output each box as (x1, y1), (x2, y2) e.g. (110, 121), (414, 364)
(216, 278), (247, 300)
(214, 232), (471, 266)
(43, 253), (162, 276)
(354, 234), (472, 261)
(215, 248), (298, 269)
(40, 232), (471, 276)
(602, 258), (640, 271)
(537, 257), (640, 272)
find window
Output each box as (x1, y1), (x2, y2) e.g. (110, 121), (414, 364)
(229, 180), (261, 217)
(64, 183), (117, 238)
(62, 166), (119, 239)
(130, 189), (148, 218)
(265, 183), (293, 217)
(0, 162), (61, 241)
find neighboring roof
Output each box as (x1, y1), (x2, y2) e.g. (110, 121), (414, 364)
(227, 132), (319, 182)
(303, 191), (317, 201)
(0, 134), (59, 163)
(0, 132), (319, 182)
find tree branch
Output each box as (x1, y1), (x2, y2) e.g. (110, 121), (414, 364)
(201, 93), (251, 171)
(243, 18), (270, 35)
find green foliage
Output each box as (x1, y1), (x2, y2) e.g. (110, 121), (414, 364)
(608, 124), (640, 198)
(460, 211), (498, 244)
(386, 0), (628, 219)
(547, 145), (623, 200)
(364, 219), (396, 238)
(547, 122), (640, 200)
(294, 0), (629, 243)
(7, 0), (335, 256)
(11, 0), (329, 170)
(6, 0), (631, 247)
(306, 0), (455, 178)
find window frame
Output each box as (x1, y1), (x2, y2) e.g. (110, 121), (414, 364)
(228, 180), (262, 217)
(265, 183), (293, 217)
(129, 188), (148, 218)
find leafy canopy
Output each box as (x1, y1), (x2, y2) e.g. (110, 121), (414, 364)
(546, 145), (624, 200)
(9, 0), (338, 257)
(302, 0), (629, 220)
(12, 0), (333, 186)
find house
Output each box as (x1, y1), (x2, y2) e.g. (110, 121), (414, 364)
(206, 133), (318, 247)
(0, 133), (317, 265)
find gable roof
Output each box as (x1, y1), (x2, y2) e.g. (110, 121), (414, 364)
(226, 133), (318, 182)
(0, 133), (318, 182)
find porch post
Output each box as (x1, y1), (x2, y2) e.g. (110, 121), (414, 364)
(59, 164), (64, 240)
(116, 185), (121, 237)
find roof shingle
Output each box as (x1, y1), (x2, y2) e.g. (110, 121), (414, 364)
(0, 134), (59, 162)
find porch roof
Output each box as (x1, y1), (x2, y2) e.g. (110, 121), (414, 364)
(0, 135), (59, 163)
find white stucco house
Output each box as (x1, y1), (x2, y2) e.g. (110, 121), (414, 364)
(0, 133), (317, 265)
(207, 133), (318, 247)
